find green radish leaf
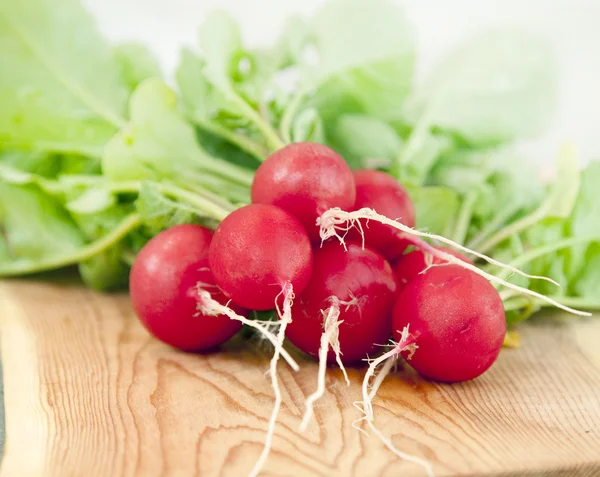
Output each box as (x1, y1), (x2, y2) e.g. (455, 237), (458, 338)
(0, 164), (137, 279)
(570, 161), (600, 238)
(431, 147), (545, 239)
(330, 115), (402, 169)
(65, 188), (116, 214)
(276, 15), (312, 67)
(103, 78), (228, 185)
(56, 155), (102, 175)
(176, 48), (269, 162)
(236, 48), (282, 105)
(176, 48), (249, 132)
(71, 205), (132, 241)
(572, 244), (600, 297)
(0, 148), (102, 180)
(528, 261), (568, 299)
(407, 185), (460, 236)
(182, 10), (287, 153)
(429, 149), (496, 194)
(310, 0), (415, 122)
(0, 236), (11, 262)
(291, 109), (324, 143)
(565, 160), (600, 293)
(198, 11), (279, 117)
(176, 48), (215, 121)
(199, 10), (243, 90)
(195, 129), (260, 170)
(0, 164), (36, 186)
(114, 42), (162, 90)
(0, 183), (85, 263)
(0, 150), (61, 177)
(0, 162), (69, 200)
(495, 156), (594, 300)
(0, 160), (102, 213)
(487, 158), (545, 213)
(512, 145), (579, 254)
(71, 203), (137, 290)
(135, 182), (199, 232)
(536, 144), (580, 220)
(403, 28), (556, 145)
(79, 245), (128, 291)
(201, 16), (279, 105)
(398, 132), (452, 184)
(176, 49), (254, 138)
(0, 0), (128, 156)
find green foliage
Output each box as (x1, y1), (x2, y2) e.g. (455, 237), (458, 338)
(2, 0), (597, 323)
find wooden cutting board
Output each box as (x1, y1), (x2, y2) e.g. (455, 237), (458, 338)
(1, 279), (599, 477)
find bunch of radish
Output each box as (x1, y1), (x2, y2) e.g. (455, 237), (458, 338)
(129, 142), (587, 477)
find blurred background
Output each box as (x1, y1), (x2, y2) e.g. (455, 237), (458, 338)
(84, 0), (600, 168)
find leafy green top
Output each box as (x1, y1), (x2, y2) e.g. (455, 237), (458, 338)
(0, 0), (597, 321)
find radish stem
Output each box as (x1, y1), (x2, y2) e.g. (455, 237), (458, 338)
(466, 205), (517, 250)
(279, 88), (308, 144)
(451, 190), (477, 245)
(191, 116), (267, 162)
(496, 235), (600, 282)
(504, 295), (600, 312)
(228, 91), (284, 153)
(476, 207), (545, 255)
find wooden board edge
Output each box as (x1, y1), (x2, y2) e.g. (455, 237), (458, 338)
(0, 285), (49, 477)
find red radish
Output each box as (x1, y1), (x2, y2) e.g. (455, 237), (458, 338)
(286, 242), (398, 364)
(130, 224), (243, 351)
(348, 169), (416, 261)
(209, 204), (313, 310)
(393, 265), (506, 382)
(208, 204), (312, 477)
(394, 246), (473, 289)
(251, 142), (356, 241)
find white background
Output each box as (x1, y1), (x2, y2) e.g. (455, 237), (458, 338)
(84, 0), (600, 167)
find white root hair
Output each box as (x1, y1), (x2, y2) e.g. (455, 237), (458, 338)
(299, 300), (350, 432)
(324, 298), (351, 386)
(194, 287), (299, 371)
(318, 207), (590, 317)
(354, 326), (434, 477)
(318, 207), (557, 286)
(357, 326), (418, 424)
(248, 282), (294, 477)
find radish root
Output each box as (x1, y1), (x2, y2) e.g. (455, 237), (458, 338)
(248, 282), (294, 477)
(318, 207), (590, 317)
(194, 286), (299, 371)
(319, 207), (558, 287)
(357, 326), (418, 424)
(325, 298), (351, 386)
(299, 300), (350, 432)
(353, 326), (434, 477)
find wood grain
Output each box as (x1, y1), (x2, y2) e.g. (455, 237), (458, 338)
(1, 280), (599, 477)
